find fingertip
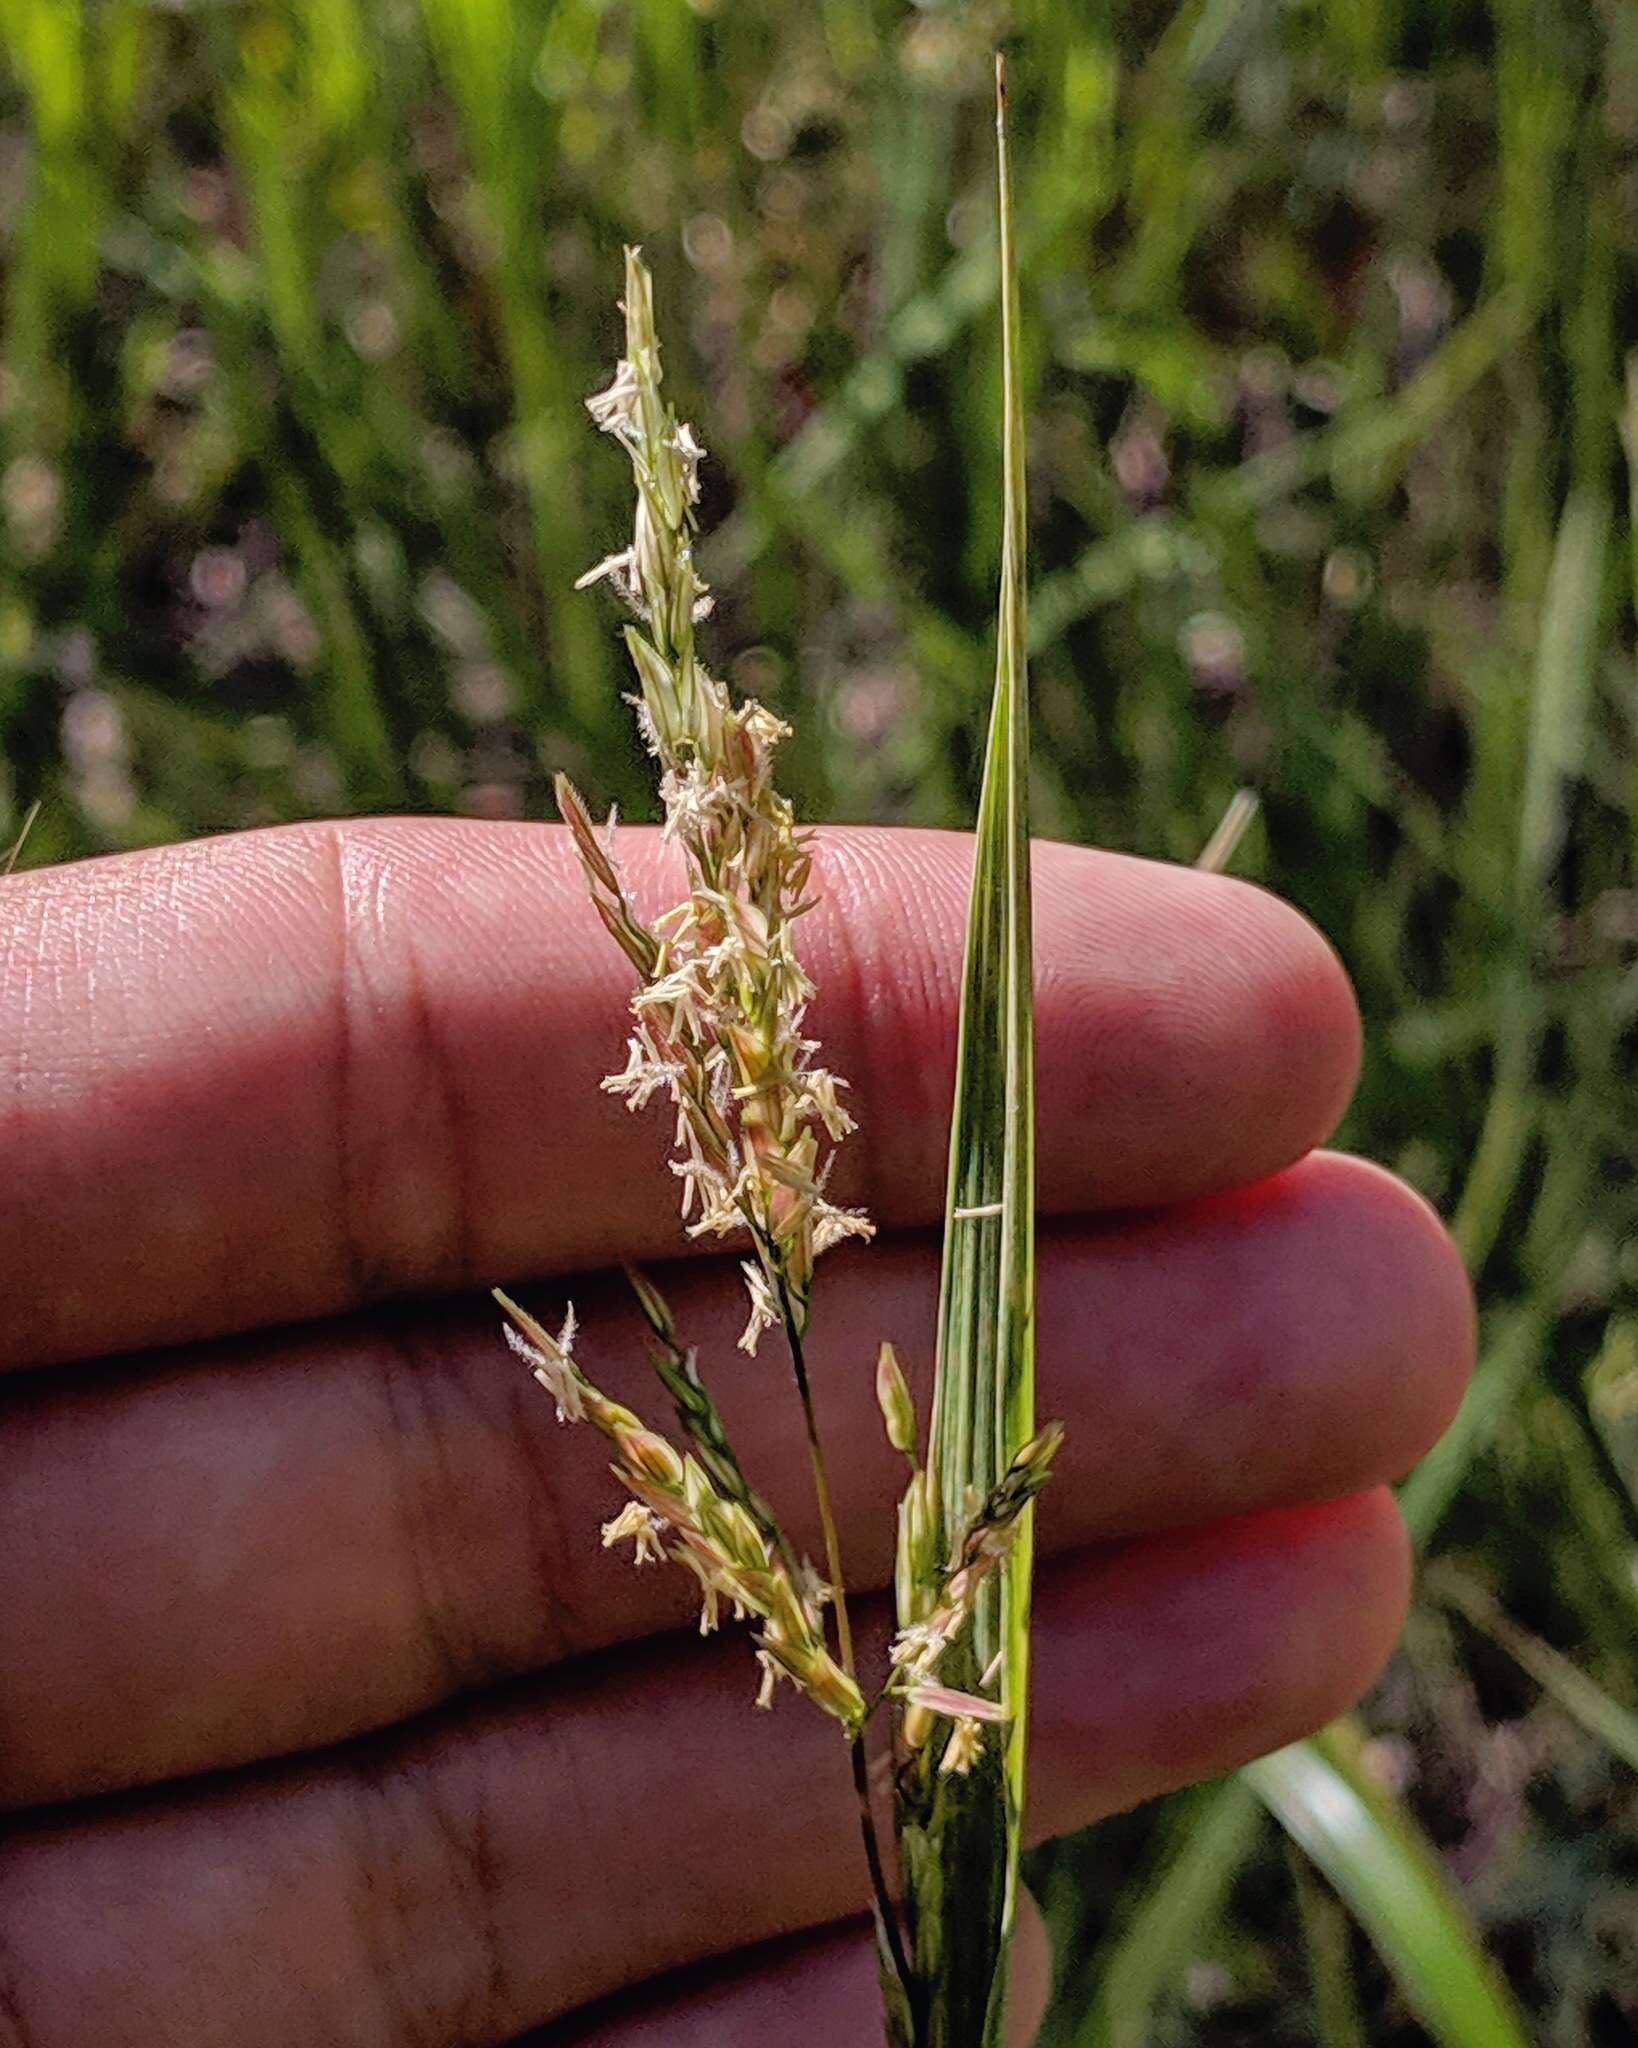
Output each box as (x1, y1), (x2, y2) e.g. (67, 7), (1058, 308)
(1198, 1491), (1412, 1750)
(1135, 1150), (1477, 1512)
(1171, 869), (1363, 1191)
(1249, 879), (1364, 1149)
(1294, 1153), (1476, 1475)
(1301, 1485), (1414, 1705)
(1030, 1489), (1413, 1831)
(1178, 1490), (1412, 1768)
(1029, 845), (1363, 1206)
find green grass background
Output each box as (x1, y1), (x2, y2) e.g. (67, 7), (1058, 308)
(2, 0), (1637, 2039)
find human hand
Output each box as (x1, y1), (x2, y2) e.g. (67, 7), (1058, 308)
(0, 820), (1472, 2045)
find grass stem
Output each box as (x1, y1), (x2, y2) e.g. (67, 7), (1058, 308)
(777, 1284), (915, 2010)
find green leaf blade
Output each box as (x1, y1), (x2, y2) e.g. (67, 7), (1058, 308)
(907, 54), (1037, 2048)
(1245, 1723), (1530, 2048)
(1056, 1779), (1264, 2048)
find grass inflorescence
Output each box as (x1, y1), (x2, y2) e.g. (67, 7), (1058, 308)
(495, 68), (1054, 2043)
(7, 4), (1638, 2037)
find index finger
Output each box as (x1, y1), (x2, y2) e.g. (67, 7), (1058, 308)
(0, 819), (1359, 1368)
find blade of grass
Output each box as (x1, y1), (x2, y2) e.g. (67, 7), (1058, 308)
(1584, 1315), (1638, 1508)
(1245, 1721), (1529, 2048)
(906, 54), (1036, 2048)
(1453, 480), (1609, 1277)
(3, 798), (40, 874)
(1195, 788), (1260, 873)
(415, 0), (614, 750)
(1051, 1780), (1263, 2048)
(1429, 1564), (1638, 1775)
(1514, 481), (1609, 907)
(1621, 352), (1638, 652)
(1198, 293), (1526, 521)
(1057, 1299), (1556, 2048)
(1534, 1389), (1638, 1640)
(1288, 1837), (1370, 2048)
(1399, 1307), (1550, 1548)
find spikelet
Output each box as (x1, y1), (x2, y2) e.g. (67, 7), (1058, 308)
(887, 1416), (1063, 1774)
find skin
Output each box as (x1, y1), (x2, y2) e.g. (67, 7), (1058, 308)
(0, 820), (1475, 2047)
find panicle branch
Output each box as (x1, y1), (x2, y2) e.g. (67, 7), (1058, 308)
(496, 1289), (865, 1730)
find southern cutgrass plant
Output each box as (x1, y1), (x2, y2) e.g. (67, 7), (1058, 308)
(8, 3), (1638, 2035)
(496, 64), (1050, 2046)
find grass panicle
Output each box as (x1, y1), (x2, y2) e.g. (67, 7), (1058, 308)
(497, 170), (1060, 2035)
(495, 59), (1064, 2031)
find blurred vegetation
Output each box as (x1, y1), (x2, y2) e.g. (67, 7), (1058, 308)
(3, 0), (1638, 2040)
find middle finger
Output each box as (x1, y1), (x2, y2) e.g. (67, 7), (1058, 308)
(0, 1152), (1468, 1809)
(0, 1495), (1409, 2048)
